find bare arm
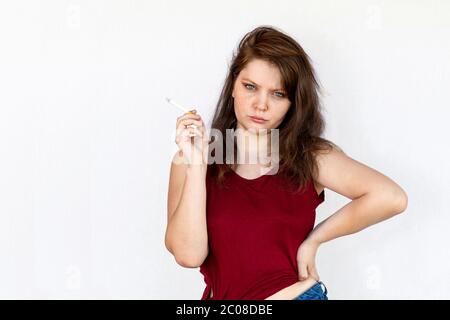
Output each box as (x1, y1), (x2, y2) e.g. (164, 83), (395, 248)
(308, 147), (408, 245)
(297, 147), (408, 280)
(165, 151), (208, 268)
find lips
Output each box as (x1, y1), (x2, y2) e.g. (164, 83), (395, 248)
(249, 115), (267, 123)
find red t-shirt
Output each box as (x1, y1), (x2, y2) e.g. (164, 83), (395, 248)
(199, 165), (325, 300)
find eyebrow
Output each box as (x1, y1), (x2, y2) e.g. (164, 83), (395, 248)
(241, 77), (285, 91)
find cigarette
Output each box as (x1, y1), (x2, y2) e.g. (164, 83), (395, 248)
(165, 97), (194, 114)
(165, 97), (197, 137)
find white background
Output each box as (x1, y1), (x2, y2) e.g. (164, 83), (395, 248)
(1, 0), (449, 299)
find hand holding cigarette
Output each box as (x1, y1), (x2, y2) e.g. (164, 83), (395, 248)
(166, 97), (198, 137)
(166, 97), (208, 166)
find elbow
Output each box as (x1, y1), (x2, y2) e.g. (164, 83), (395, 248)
(173, 250), (207, 268)
(387, 186), (408, 215)
(174, 255), (205, 268)
(166, 238), (207, 268)
(165, 229), (208, 268)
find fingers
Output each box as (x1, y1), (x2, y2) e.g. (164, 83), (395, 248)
(176, 118), (204, 138)
(177, 112), (199, 123)
(308, 265), (320, 281)
(179, 118), (203, 128)
(185, 126), (202, 139)
(298, 262), (320, 282)
(176, 109), (201, 127)
(298, 262), (308, 281)
(176, 116), (203, 134)
(176, 109), (204, 133)
(177, 126), (208, 144)
(174, 108), (210, 147)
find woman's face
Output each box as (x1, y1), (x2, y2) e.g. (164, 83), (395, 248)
(232, 58), (291, 133)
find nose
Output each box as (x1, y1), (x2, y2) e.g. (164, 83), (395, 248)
(254, 94), (268, 111)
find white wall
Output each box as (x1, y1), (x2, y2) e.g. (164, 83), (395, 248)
(0, 0), (449, 299)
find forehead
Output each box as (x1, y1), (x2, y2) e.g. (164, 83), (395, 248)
(239, 59), (284, 89)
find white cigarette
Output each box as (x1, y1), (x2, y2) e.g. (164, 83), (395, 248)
(165, 97), (197, 137)
(165, 97), (193, 113)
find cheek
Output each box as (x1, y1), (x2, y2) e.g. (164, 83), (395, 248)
(233, 96), (248, 114)
(270, 105), (290, 122)
(279, 104), (291, 117)
(235, 88), (253, 102)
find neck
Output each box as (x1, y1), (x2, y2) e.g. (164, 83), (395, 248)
(235, 127), (272, 167)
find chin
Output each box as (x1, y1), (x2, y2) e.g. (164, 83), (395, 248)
(247, 126), (271, 136)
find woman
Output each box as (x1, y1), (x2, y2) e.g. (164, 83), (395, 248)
(165, 26), (408, 300)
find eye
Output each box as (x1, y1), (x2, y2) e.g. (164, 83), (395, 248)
(243, 83), (286, 98)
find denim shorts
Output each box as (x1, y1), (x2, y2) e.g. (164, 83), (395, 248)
(292, 281), (328, 300)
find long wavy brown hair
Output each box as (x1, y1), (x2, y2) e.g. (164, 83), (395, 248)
(207, 25), (341, 193)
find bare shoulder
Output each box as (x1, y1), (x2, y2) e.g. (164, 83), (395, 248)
(314, 145), (408, 203)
